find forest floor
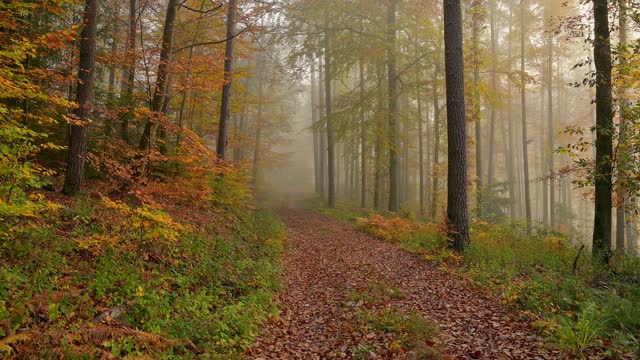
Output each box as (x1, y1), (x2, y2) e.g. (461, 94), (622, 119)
(248, 209), (552, 360)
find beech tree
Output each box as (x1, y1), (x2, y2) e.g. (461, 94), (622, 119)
(63, 0), (98, 194)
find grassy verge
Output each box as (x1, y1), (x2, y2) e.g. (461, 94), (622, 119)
(0, 189), (285, 358)
(314, 202), (640, 359)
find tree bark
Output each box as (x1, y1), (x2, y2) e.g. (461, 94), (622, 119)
(592, 0), (613, 263)
(216, 0), (237, 159)
(324, 18), (336, 208)
(520, 0), (532, 233)
(616, 0), (628, 253)
(444, 0), (470, 252)
(387, 0), (400, 212)
(119, 0), (136, 143)
(431, 62), (441, 219)
(138, 0), (178, 152)
(360, 59), (367, 208)
(64, 0), (98, 194)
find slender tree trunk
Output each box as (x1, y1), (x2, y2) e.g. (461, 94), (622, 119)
(311, 60), (320, 193)
(64, 0), (98, 194)
(324, 19), (336, 208)
(374, 64), (385, 210)
(471, 0), (483, 216)
(548, 34), (555, 228)
(138, 0), (178, 151)
(592, 0), (613, 262)
(418, 72), (425, 216)
(507, 3), (516, 219)
(387, 0), (400, 212)
(253, 56), (265, 192)
(444, 0), (470, 252)
(431, 62), (441, 219)
(216, 0), (237, 159)
(319, 58), (326, 196)
(119, 0), (136, 143)
(616, 0), (628, 253)
(487, 0), (497, 191)
(520, 0), (532, 233)
(360, 59), (367, 208)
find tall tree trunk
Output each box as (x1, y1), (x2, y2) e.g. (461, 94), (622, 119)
(616, 0), (628, 253)
(520, 0), (532, 233)
(471, 0), (483, 217)
(253, 56), (265, 192)
(319, 58), (326, 196)
(64, 0), (98, 194)
(311, 60), (320, 194)
(444, 0), (470, 252)
(360, 59), (367, 208)
(592, 0), (613, 263)
(324, 19), (336, 208)
(487, 0), (497, 191)
(507, 3), (517, 219)
(387, 0), (400, 212)
(548, 34), (555, 228)
(374, 64), (385, 210)
(431, 62), (441, 219)
(216, 0), (237, 159)
(418, 72), (425, 216)
(138, 0), (178, 151)
(119, 0), (136, 143)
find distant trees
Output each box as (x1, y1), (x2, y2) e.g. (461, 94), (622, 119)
(443, 0), (469, 252)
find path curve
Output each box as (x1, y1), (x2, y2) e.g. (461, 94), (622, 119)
(248, 209), (547, 359)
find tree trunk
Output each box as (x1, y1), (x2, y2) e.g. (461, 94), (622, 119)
(119, 0), (136, 143)
(487, 0), (497, 191)
(418, 72), (425, 216)
(548, 34), (555, 228)
(387, 0), (400, 212)
(253, 56), (265, 192)
(138, 0), (178, 151)
(360, 59), (367, 208)
(431, 62), (441, 219)
(507, 3), (516, 219)
(324, 19), (336, 208)
(215, 0), (237, 159)
(64, 0), (98, 194)
(319, 58), (326, 196)
(592, 0), (613, 262)
(471, 0), (483, 217)
(616, 0), (628, 253)
(444, 0), (470, 252)
(311, 60), (320, 193)
(520, 0), (532, 233)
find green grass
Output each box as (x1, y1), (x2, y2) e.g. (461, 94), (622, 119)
(0, 195), (285, 358)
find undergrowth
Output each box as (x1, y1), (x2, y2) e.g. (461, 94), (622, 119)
(0, 180), (286, 358)
(317, 203), (640, 359)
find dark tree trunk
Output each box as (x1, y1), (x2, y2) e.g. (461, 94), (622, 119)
(64, 0), (98, 194)
(138, 0), (178, 151)
(444, 0), (470, 252)
(216, 0), (237, 159)
(387, 0), (400, 212)
(592, 0), (613, 262)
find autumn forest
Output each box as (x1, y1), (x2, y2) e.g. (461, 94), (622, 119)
(2, 0), (640, 358)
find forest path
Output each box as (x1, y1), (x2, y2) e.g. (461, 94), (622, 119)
(248, 209), (547, 359)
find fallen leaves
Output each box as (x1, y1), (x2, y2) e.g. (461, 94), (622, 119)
(248, 210), (548, 359)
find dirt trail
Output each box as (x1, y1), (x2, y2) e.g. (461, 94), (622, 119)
(248, 210), (547, 359)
